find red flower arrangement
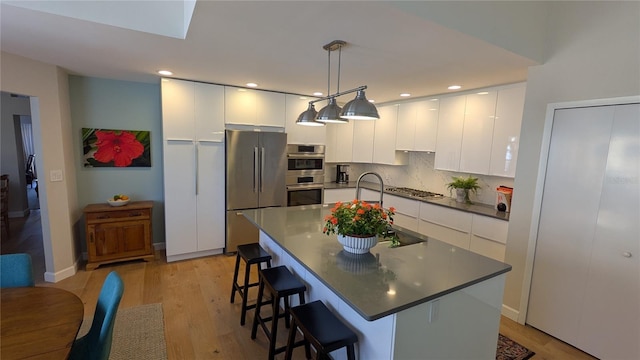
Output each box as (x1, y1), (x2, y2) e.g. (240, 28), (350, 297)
(323, 199), (398, 246)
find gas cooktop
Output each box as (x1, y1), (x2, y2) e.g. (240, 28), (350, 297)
(385, 187), (444, 199)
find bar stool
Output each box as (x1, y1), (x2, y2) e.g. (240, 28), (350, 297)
(285, 300), (358, 360)
(251, 266), (307, 360)
(230, 243), (272, 325)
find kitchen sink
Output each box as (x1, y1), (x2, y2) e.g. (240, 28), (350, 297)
(380, 227), (427, 247)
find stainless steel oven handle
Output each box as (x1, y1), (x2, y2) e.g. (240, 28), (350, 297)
(287, 154), (325, 159)
(286, 184), (324, 190)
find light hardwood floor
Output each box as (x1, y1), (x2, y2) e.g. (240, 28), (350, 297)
(40, 251), (596, 360)
(4, 200), (596, 359)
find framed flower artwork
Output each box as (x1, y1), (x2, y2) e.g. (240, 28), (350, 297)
(82, 128), (151, 167)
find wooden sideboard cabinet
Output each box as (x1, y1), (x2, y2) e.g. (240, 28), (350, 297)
(83, 201), (154, 270)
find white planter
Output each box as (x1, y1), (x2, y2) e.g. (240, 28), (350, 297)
(455, 188), (467, 203)
(337, 234), (378, 254)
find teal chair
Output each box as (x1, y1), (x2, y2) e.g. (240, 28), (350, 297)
(0, 253), (35, 288)
(69, 271), (124, 360)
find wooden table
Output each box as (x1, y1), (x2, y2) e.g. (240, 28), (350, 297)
(1, 287), (84, 359)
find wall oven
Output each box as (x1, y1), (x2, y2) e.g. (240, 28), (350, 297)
(286, 144), (325, 206)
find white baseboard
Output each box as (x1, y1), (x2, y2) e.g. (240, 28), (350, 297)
(166, 248), (223, 263)
(501, 304), (520, 322)
(44, 259), (79, 283)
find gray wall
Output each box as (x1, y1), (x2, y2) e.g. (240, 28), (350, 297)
(68, 76), (165, 246)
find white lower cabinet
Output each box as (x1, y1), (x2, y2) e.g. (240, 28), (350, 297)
(323, 188), (356, 204)
(418, 202), (472, 249)
(470, 214), (508, 261)
(384, 194), (419, 232)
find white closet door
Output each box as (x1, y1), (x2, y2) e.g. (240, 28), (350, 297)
(527, 106), (615, 345)
(576, 104), (639, 359)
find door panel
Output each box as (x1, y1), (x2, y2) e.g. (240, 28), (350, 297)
(528, 106), (614, 344)
(575, 104), (640, 359)
(258, 132), (287, 208)
(164, 142), (197, 256)
(197, 142), (225, 251)
(226, 130), (259, 210)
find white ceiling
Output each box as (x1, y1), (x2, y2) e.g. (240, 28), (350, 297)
(0, 1), (543, 104)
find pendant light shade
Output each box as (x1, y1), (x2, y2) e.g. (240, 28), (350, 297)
(296, 103), (324, 126)
(340, 89), (379, 120)
(317, 97), (347, 123)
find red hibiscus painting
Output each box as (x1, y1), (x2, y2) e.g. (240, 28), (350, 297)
(83, 128), (151, 167)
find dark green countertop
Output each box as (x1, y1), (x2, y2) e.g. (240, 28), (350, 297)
(324, 181), (510, 221)
(243, 205), (512, 321)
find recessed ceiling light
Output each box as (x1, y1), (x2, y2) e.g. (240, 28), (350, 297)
(368, 99), (375, 103)
(313, 92), (323, 96)
(448, 85), (461, 90)
(246, 83), (258, 88)
(477, 91), (489, 95)
(158, 70), (173, 76)
(299, 96), (308, 100)
(400, 93), (411, 97)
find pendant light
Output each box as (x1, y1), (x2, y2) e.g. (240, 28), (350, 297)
(297, 40), (379, 125)
(340, 89), (379, 120)
(317, 41), (346, 124)
(296, 103), (323, 126)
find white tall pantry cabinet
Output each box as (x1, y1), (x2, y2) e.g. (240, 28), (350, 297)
(161, 79), (226, 262)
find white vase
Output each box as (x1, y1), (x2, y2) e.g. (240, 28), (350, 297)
(337, 234), (378, 254)
(455, 188), (467, 203)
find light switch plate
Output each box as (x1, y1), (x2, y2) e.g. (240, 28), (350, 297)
(50, 169), (63, 182)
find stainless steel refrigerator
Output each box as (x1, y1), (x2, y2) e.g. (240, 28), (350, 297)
(225, 130), (287, 252)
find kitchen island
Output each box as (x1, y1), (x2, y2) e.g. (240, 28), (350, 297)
(243, 205), (511, 359)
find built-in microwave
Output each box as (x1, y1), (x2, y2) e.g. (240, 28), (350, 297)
(286, 144), (325, 175)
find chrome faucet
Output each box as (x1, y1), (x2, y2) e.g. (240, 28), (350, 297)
(355, 171), (384, 207)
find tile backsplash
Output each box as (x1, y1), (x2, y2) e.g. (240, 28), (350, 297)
(326, 152), (515, 206)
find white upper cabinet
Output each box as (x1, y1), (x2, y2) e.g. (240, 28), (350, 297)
(459, 91), (498, 174)
(325, 121), (354, 163)
(434, 95), (466, 171)
(194, 82), (225, 142)
(162, 79), (196, 140)
(373, 104), (408, 165)
(285, 95), (326, 145)
(489, 84), (526, 178)
(162, 79), (224, 141)
(434, 83), (525, 177)
(396, 99), (439, 152)
(224, 86), (286, 127)
(351, 119), (376, 163)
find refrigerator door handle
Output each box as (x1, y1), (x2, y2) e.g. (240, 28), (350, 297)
(260, 147), (265, 193)
(253, 147), (259, 193)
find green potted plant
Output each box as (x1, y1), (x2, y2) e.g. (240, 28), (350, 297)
(446, 176), (481, 204)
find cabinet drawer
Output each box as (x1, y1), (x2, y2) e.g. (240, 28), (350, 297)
(385, 194), (419, 217)
(418, 219), (471, 249)
(393, 213), (418, 232)
(419, 203), (472, 233)
(324, 189), (356, 204)
(471, 214), (508, 244)
(86, 208), (151, 222)
(470, 235), (506, 262)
